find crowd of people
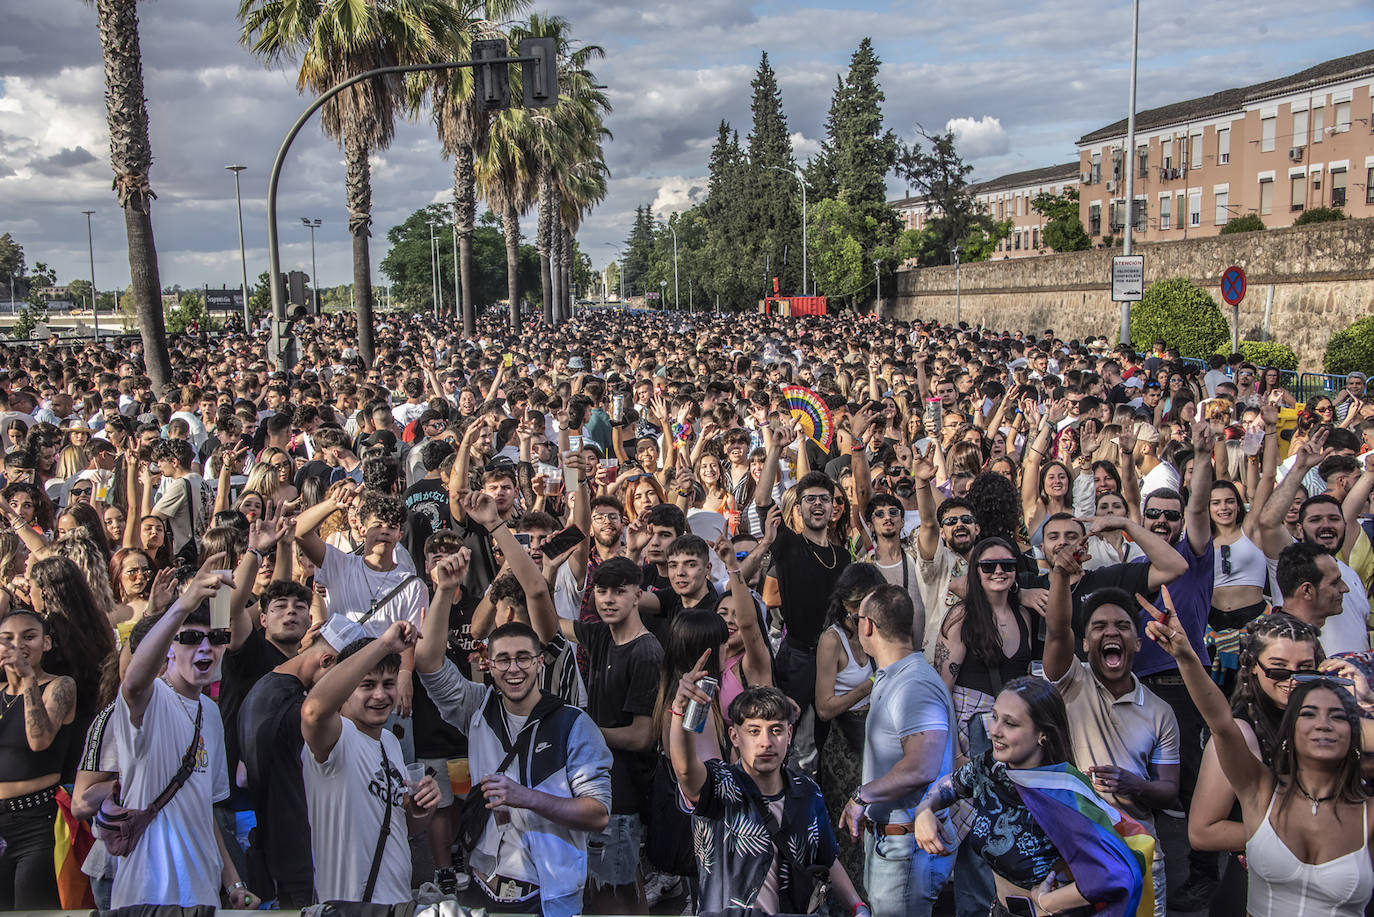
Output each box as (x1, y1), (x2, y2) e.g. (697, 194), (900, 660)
(0, 306), (1372, 917)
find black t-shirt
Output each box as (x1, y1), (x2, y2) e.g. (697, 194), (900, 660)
(236, 671), (313, 889)
(573, 619), (663, 814)
(220, 626), (289, 775)
(402, 478), (452, 575)
(1031, 561), (1155, 649)
(763, 511), (850, 649)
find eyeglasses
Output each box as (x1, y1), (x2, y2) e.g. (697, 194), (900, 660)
(490, 653), (538, 671)
(1257, 665), (1345, 684)
(977, 558), (1018, 573)
(1143, 507), (1182, 521)
(871, 508), (902, 519)
(123, 566), (152, 578)
(940, 514), (976, 527)
(270, 461), (292, 470)
(172, 629), (232, 647)
(1316, 405), (1334, 414)
(591, 511), (622, 524)
(799, 493), (833, 505)
(735, 550), (751, 561)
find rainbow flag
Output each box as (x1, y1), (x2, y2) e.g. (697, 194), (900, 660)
(1006, 764), (1155, 917)
(782, 385), (834, 451)
(53, 786), (94, 908)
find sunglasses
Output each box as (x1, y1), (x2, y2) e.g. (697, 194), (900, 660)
(69, 487), (92, 497)
(173, 629), (232, 647)
(940, 514), (976, 527)
(871, 508), (902, 519)
(1143, 508), (1182, 521)
(977, 558), (1018, 573)
(1258, 665), (1351, 686)
(735, 550), (751, 561)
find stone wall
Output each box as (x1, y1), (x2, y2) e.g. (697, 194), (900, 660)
(892, 217), (1374, 369)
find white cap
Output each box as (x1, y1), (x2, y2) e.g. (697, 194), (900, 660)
(319, 615), (367, 652)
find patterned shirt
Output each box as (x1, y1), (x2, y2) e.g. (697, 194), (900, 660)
(683, 759), (838, 916)
(952, 752), (1061, 888)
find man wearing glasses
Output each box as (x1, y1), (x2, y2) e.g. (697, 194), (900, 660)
(912, 449), (980, 657)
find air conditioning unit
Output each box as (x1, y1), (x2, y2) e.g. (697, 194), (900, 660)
(1106, 180), (1118, 192)
(1288, 146), (1304, 161)
(1080, 172), (1092, 184)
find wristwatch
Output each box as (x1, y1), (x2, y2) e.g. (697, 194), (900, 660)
(850, 787), (871, 807)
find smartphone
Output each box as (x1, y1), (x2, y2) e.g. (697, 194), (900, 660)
(515, 532), (531, 547)
(541, 524), (586, 559)
(210, 573), (233, 630)
(1004, 897), (1038, 917)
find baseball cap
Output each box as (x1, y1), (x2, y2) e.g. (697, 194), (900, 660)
(318, 615), (366, 652)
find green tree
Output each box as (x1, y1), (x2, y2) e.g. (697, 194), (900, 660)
(166, 290), (216, 333)
(380, 206), (538, 312)
(808, 198), (870, 305)
(745, 52), (802, 296)
(1131, 278), (1230, 358)
(894, 127), (1010, 267)
(475, 96), (537, 332)
(0, 233), (24, 282)
(91, 0), (172, 392)
(1294, 207), (1346, 225)
(250, 270), (273, 317)
(239, 0), (464, 363)
(1219, 214), (1266, 234)
(25, 262), (57, 309)
(68, 278), (93, 311)
(1324, 315), (1374, 375)
(1032, 188), (1090, 252)
(697, 122), (754, 308)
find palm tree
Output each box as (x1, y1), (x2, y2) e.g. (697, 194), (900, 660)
(239, 0), (463, 365)
(90, 0), (171, 393)
(474, 102), (535, 335)
(558, 155), (607, 321)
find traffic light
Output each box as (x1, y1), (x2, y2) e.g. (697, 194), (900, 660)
(520, 37), (558, 109)
(472, 39), (511, 112)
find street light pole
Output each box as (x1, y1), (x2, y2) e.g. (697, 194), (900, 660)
(428, 221), (440, 321)
(765, 166), (808, 294)
(300, 218), (321, 314)
(226, 165), (252, 332)
(1120, 0), (1141, 346)
(874, 259), (882, 318)
(81, 210), (99, 339)
(951, 245), (961, 326)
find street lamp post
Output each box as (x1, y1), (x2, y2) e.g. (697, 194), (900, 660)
(766, 166), (808, 295)
(81, 210), (99, 339)
(225, 165), (252, 332)
(428, 221), (441, 320)
(950, 245), (961, 326)
(1119, 0), (1141, 346)
(874, 259), (882, 317)
(657, 217), (679, 311)
(604, 244), (625, 302)
(659, 279), (667, 311)
(300, 218), (321, 314)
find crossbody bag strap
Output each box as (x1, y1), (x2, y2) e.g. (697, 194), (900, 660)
(363, 740), (395, 902)
(356, 574), (419, 626)
(746, 776), (817, 911)
(145, 701), (203, 813)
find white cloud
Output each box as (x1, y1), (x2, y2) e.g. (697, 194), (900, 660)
(945, 115), (1010, 160)
(651, 176), (709, 216)
(789, 131), (821, 161)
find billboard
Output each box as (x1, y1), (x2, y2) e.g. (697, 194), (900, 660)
(205, 288), (244, 311)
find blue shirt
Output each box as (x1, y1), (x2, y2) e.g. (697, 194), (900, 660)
(863, 652), (955, 824)
(1132, 535), (1213, 677)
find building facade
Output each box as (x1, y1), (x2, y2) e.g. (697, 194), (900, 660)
(890, 161), (1079, 260)
(1076, 50), (1374, 243)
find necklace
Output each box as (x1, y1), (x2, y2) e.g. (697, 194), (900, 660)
(807, 539), (838, 570)
(1293, 775), (1337, 816)
(0, 690), (21, 720)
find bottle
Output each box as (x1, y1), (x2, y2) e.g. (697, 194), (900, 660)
(682, 677), (719, 733)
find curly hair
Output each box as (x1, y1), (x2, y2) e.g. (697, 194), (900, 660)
(965, 471), (1023, 543)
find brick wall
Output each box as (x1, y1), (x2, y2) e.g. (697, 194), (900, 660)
(893, 217), (1374, 369)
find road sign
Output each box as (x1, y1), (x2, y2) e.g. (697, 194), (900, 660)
(1221, 265), (1247, 305)
(1112, 255), (1144, 302)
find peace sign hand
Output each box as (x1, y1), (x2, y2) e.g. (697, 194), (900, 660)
(1139, 586), (1194, 661)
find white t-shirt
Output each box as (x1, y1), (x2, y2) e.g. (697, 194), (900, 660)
(303, 717), (412, 904)
(1140, 462), (1179, 503)
(1322, 561), (1372, 655)
(392, 402), (427, 428)
(170, 410), (208, 450)
(554, 563), (583, 621)
(317, 544), (428, 636)
(153, 473), (205, 552)
(110, 680), (229, 909)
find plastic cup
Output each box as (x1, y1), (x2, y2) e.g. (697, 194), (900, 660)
(447, 758), (471, 796)
(404, 762), (425, 793)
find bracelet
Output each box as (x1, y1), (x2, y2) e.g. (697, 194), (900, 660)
(228, 881), (247, 892)
(670, 708), (685, 717)
(247, 547), (268, 561)
(850, 787), (871, 807)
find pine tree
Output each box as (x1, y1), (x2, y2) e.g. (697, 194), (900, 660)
(745, 52), (802, 296)
(700, 121), (754, 308)
(622, 205), (656, 298)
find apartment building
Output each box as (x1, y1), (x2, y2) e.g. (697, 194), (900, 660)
(890, 161), (1079, 259)
(1076, 49), (1374, 242)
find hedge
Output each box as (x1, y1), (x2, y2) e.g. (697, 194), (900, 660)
(1218, 340), (1298, 371)
(1325, 315), (1374, 375)
(1130, 278), (1231, 359)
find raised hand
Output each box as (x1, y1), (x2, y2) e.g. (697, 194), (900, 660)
(430, 548), (471, 592)
(1140, 586), (1194, 660)
(911, 442), (938, 483)
(378, 620), (419, 654)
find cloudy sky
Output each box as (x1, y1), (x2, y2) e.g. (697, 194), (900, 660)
(1, 0), (1370, 296)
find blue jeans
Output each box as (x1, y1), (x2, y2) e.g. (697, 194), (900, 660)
(863, 831), (954, 917)
(587, 813), (642, 887)
(953, 834), (995, 917)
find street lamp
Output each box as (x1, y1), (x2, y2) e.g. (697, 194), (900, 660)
(225, 165), (252, 332)
(604, 243), (624, 301)
(428, 221), (442, 320)
(81, 210), (99, 339)
(656, 216), (679, 311)
(300, 218), (321, 314)
(950, 244), (961, 326)
(766, 166), (808, 295)
(1119, 0), (1141, 346)
(874, 259), (882, 318)
(659, 279), (667, 311)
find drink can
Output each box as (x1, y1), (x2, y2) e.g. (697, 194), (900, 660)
(682, 676), (719, 733)
(612, 393), (626, 423)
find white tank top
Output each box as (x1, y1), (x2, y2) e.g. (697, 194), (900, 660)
(1246, 792), (1374, 917)
(1214, 532), (1268, 589)
(829, 624), (872, 711)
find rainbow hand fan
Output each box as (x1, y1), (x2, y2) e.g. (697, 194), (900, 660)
(783, 385), (833, 451)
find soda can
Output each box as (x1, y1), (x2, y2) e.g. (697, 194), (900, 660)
(612, 393), (626, 423)
(682, 676), (719, 733)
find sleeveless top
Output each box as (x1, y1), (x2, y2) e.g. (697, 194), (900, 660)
(1246, 792), (1374, 917)
(828, 624), (872, 711)
(720, 652), (746, 725)
(0, 682), (73, 786)
(1214, 532), (1268, 590)
(954, 608), (1039, 697)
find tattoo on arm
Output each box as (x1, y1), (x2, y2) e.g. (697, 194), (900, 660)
(929, 774), (958, 811)
(933, 641), (951, 676)
(23, 680), (58, 743)
(948, 661), (961, 683)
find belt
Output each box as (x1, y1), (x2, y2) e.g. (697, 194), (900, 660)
(473, 868), (539, 903)
(870, 822), (913, 836)
(0, 785), (57, 812)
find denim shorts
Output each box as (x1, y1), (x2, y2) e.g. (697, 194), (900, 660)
(586, 813), (642, 886)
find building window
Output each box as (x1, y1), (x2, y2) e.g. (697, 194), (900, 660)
(1179, 135), (1188, 170)
(1215, 190), (1229, 225)
(1032, 228), (1040, 249)
(1293, 110), (1308, 147)
(1188, 190), (1201, 227)
(1259, 179), (1274, 215)
(1160, 195), (1171, 230)
(1331, 169), (1346, 208)
(1014, 231), (1021, 250)
(1089, 203), (1101, 236)
(1134, 197), (1147, 232)
(1091, 152), (1101, 184)
(1367, 167), (1374, 205)
(1112, 149), (1123, 182)
(1217, 128), (1230, 165)
(1137, 145), (1149, 178)
(1313, 107), (1325, 143)
(1110, 201), (1125, 234)
(1162, 139), (1173, 169)
(1290, 175), (1306, 211)
(1190, 132), (1202, 169)
(1261, 116), (1276, 152)
(1335, 101), (1351, 133)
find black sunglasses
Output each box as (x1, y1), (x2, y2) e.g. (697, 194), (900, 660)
(977, 558), (1018, 573)
(1144, 508), (1182, 521)
(941, 514), (976, 527)
(173, 629), (232, 647)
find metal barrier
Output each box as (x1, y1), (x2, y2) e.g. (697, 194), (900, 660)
(1180, 357), (1207, 372)
(1296, 372), (1350, 402)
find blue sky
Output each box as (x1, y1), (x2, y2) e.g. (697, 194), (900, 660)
(0, 0), (1370, 295)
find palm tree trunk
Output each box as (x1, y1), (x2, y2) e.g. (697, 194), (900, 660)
(96, 0), (170, 395)
(538, 174), (554, 325)
(550, 214), (563, 324)
(561, 224), (574, 322)
(344, 131), (375, 365)
(453, 145), (477, 337)
(503, 201), (521, 335)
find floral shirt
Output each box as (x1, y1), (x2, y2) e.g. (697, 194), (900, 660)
(683, 759), (838, 915)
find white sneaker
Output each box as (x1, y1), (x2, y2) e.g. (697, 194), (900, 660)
(644, 873), (685, 907)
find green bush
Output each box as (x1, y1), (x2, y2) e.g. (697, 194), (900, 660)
(1130, 277), (1231, 359)
(1219, 214), (1266, 234)
(1294, 207), (1346, 226)
(1324, 315), (1374, 375)
(1219, 340), (1297, 371)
